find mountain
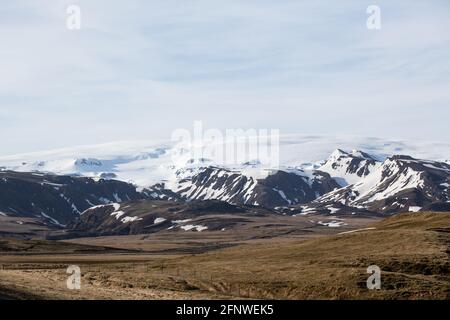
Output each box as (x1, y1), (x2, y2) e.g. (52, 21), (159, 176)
(1, 136), (450, 235)
(318, 149), (381, 186)
(171, 166), (340, 208)
(0, 171), (170, 226)
(316, 155), (450, 213)
(2, 135), (450, 189)
(64, 198), (374, 239)
(275, 201), (378, 216)
(66, 199), (275, 238)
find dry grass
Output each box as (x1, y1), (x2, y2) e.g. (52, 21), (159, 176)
(0, 212), (448, 300)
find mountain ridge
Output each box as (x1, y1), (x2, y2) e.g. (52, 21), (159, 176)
(0, 141), (449, 234)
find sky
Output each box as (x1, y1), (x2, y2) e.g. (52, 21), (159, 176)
(0, 0), (449, 155)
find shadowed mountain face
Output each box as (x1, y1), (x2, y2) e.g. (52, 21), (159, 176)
(0, 171), (153, 226)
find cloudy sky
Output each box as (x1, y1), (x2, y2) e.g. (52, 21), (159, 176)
(1, 0), (449, 155)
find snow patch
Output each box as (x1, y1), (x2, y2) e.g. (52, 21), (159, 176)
(121, 216), (143, 223)
(317, 220), (346, 228)
(111, 211), (125, 219)
(180, 224), (208, 232)
(408, 206), (422, 212)
(154, 217), (167, 224)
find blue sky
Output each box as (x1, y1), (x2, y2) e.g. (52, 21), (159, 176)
(0, 0), (449, 154)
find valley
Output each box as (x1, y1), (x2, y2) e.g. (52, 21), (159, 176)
(0, 212), (448, 299)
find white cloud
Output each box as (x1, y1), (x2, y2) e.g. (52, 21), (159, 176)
(0, 0), (449, 155)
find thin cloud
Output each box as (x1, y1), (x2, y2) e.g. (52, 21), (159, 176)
(0, 0), (449, 154)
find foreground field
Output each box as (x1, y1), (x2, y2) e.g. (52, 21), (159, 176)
(0, 212), (448, 299)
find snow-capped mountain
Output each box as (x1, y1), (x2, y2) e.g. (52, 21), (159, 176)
(2, 135), (450, 188)
(318, 149), (381, 187)
(171, 166), (340, 208)
(0, 171), (172, 226)
(316, 155), (450, 214)
(1, 135), (450, 230)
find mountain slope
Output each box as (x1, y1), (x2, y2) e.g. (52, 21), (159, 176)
(66, 199), (278, 237)
(319, 149), (381, 186)
(316, 155), (450, 213)
(0, 171), (154, 226)
(171, 166), (340, 207)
